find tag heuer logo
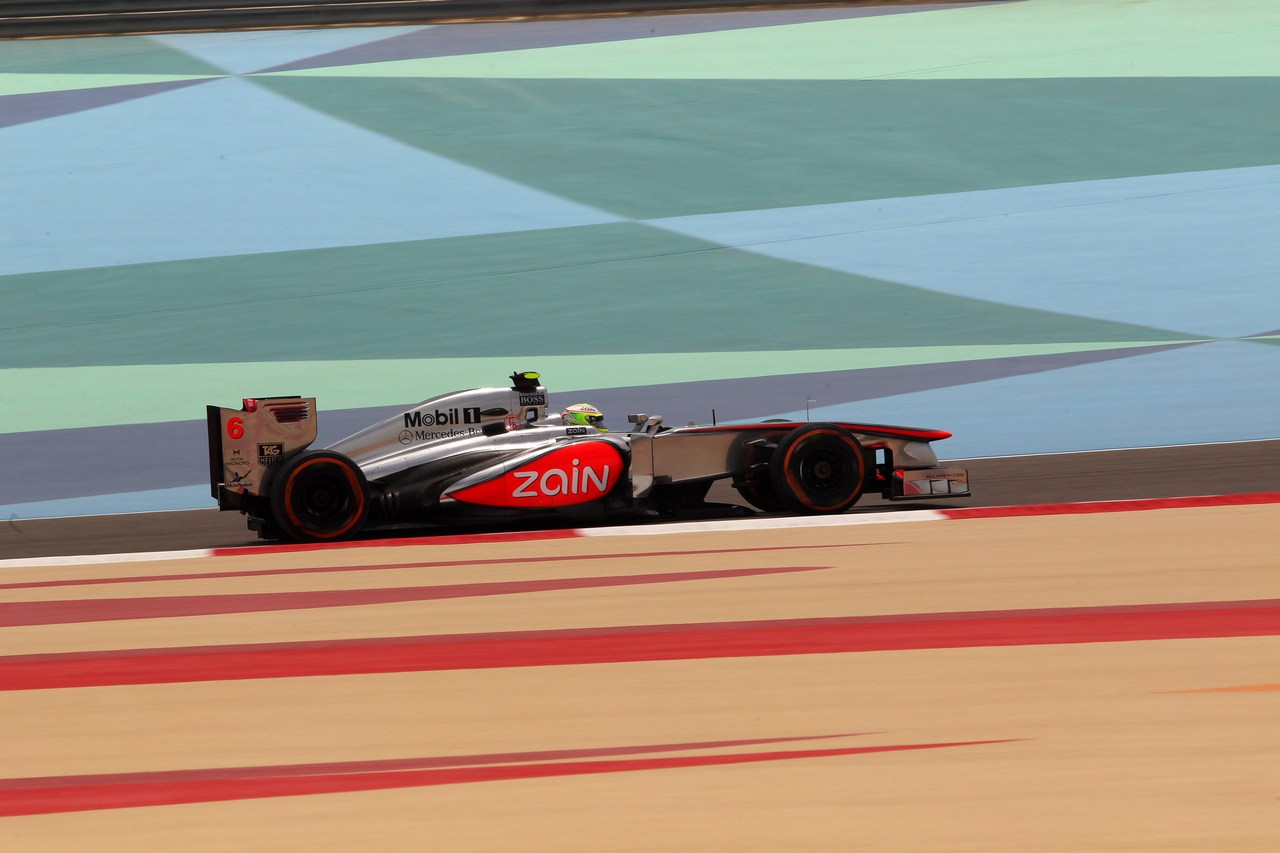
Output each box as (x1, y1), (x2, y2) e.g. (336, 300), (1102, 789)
(258, 443), (284, 467)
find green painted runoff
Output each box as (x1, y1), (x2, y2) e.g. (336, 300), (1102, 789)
(262, 0), (1280, 81)
(253, 76), (1280, 220)
(0, 223), (1203, 369)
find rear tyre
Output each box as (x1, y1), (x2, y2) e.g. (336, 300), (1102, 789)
(269, 450), (369, 542)
(769, 424), (866, 514)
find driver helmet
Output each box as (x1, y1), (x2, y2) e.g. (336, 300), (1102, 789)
(562, 403), (606, 430)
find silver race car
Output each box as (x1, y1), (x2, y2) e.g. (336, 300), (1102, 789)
(207, 371), (969, 542)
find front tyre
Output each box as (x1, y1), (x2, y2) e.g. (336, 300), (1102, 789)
(770, 424), (866, 514)
(269, 450), (369, 542)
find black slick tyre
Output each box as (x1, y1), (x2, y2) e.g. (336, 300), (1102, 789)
(269, 450), (370, 542)
(769, 423), (866, 514)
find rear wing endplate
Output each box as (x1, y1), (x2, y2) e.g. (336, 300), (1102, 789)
(206, 397), (318, 505)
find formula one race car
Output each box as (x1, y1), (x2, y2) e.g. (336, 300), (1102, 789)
(207, 371), (969, 542)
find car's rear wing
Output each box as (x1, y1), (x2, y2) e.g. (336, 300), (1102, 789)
(206, 396), (318, 508)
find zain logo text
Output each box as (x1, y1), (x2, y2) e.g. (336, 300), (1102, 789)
(511, 460), (611, 499)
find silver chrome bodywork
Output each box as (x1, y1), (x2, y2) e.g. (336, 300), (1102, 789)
(207, 371), (969, 540)
(628, 425), (949, 498)
(328, 382), (551, 474)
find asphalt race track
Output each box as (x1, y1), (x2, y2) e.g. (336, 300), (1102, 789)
(3, 440), (1280, 559)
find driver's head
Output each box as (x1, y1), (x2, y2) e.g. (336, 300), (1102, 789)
(562, 403), (605, 430)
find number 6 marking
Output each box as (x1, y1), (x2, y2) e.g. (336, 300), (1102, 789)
(227, 416), (245, 440)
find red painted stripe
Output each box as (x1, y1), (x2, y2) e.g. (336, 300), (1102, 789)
(680, 423), (952, 440)
(0, 565), (828, 628)
(3, 600), (1276, 691)
(0, 734), (861, 791)
(1163, 682), (1280, 694)
(941, 492), (1280, 519)
(0, 543), (882, 592)
(210, 527), (580, 557)
(0, 739), (1012, 817)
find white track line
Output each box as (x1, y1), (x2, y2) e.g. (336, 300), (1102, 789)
(577, 511), (948, 537)
(0, 549), (211, 569)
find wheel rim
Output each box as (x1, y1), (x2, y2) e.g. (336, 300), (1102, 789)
(800, 449), (847, 494)
(282, 458), (365, 538)
(295, 470), (350, 525)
